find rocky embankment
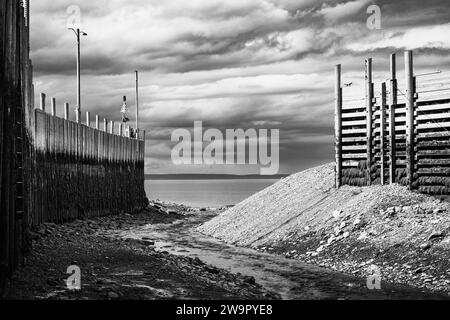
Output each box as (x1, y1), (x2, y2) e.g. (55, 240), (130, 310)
(6, 206), (275, 300)
(199, 164), (450, 295)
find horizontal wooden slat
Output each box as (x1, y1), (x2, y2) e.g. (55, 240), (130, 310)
(417, 121), (450, 130)
(342, 145), (367, 151)
(342, 160), (360, 167)
(343, 128), (367, 135)
(342, 112), (366, 119)
(342, 120), (366, 126)
(417, 168), (450, 175)
(342, 137), (367, 143)
(418, 141), (450, 148)
(342, 153), (367, 160)
(418, 159), (450, 165)
(417, 131), (450, 139)
(417, 103), (450, 113)
(417, 113), (450, 121)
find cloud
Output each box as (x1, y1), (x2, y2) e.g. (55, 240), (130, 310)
(29, 0), (450, 174)
(318, 0), (371, 22)
(346, 24), (450, 51)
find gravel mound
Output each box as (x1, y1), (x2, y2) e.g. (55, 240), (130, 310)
(198, 163), (336, 246)
(199, 163), (450, 294)
(198, 163), (447, 248)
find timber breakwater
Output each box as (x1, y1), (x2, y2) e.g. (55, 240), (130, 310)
(0, 0), (146, 292)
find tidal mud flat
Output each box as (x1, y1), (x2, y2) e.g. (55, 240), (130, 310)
(5, 201), (448, 300)
(5, 206), (275, 300)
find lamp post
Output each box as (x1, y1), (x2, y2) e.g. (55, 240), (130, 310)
(69, 28), (87, 113)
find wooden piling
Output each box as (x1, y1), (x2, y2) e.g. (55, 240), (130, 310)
(335, 64), (343, 188)
(64, 103), (69, 120)
(389, 54), (397, 184)
(380, 82), (387, 185)
(95, 115), (99, 130)
(405, 51), (415, 190)
(40, 93), (46, 111)
(86, 112), (90, 127)
(365, 58), (374, 185)
(51, 97), (56, 116)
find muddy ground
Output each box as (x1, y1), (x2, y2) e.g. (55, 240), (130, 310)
(4, 203), (449, 300)
(5, 207), (276, 300)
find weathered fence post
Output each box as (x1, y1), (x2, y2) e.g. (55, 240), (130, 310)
(119, 123), (123, 136)
(389, 54), (397, 184)
(335, 64), (343, 188)
(405, 50), (415, 190)
(110, 121), (114, 134)
(86, 112), (91, 127)
(365, 58), (374, 185)
(380, 82), (387, 185)
(39, 93), (46, 111)
(64, 103), (69, 120)
(75, 108), (80, 123)
(95, 115), (99, 130)
(104, 119), (108, 132)
(51, 97), (56, 116)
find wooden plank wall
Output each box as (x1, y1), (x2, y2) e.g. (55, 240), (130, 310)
(32, 109), (146, 226)
(0, 0), (33, 292)
(336, 51), (450, 195)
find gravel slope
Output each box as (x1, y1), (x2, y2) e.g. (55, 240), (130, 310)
(199, 163), (336, 246)
(198, 163), (450, 295)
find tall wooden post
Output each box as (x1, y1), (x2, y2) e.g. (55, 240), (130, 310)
(389, 54), (397, 184)
(119, 124), (123, 137)
(64, 103), (69, 120)
(103, 119), (108, 132)
(110, 121), (114, 134)
(75, 108), (80, 123)
(95, 115), (99, 130)
(380, 83), (387, 185)
(365, 58), (374, 185)
(86, 112), (91, 127)
(39, 93), (46, 111)
(405, 50), (415, 190)
(335, 64), (343, 188)
(51, 97), (56, 116)
(135, 70), (139, 131)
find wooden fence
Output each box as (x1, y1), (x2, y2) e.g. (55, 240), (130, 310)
(335, 51), (450, 195)
(0, 0), (33, 292)
(32, 97), (147, 226)
(1, 0), (147, 293)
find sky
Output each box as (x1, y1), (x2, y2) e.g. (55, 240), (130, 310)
(30, 0), (450, 175)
